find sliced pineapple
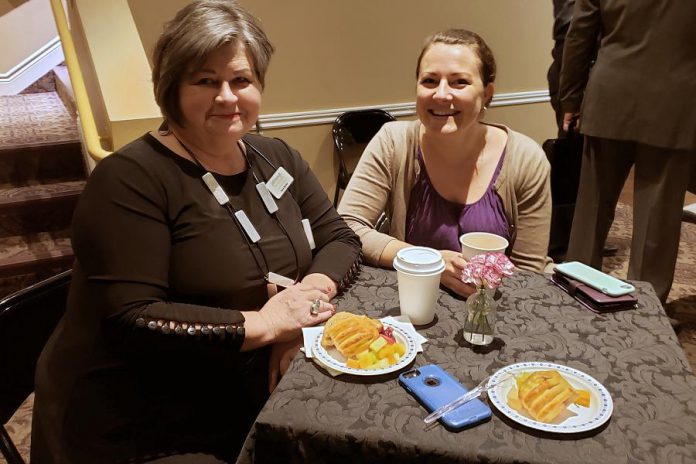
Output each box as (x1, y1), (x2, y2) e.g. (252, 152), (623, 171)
(345, 341), (407, 370)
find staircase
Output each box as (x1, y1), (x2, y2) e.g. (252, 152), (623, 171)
(0, 69), (85, 299)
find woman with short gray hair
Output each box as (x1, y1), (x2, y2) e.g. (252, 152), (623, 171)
(152, 0), (274, 127)
(31, 1), (361, 462)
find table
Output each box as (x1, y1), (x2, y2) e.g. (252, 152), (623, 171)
(238, 267), (696, 464)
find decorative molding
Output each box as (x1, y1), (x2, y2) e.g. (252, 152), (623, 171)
(259, 90), (550, 130)
(489, 90), (550, 107)
(0, 37), (64, 96)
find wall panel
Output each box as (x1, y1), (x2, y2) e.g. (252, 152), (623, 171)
(118, 0), (557, 194)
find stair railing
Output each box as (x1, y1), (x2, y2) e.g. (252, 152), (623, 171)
(49, 0), (111, 163)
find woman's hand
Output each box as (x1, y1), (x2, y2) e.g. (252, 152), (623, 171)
(257, 282), (335, 343)
(268, 336), (303, 393)
(301, 273), (337, 298)
(439, 250), (476, 297)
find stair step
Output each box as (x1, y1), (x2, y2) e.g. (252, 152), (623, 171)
(0, 266), (71, 300)
(0, 233), (73, 278)
(0, 180), (84, 212)
(0, 141), (85, 184)
(0, 180), (83, 235)
(0, 87), (82, 291)
(0, 93), (78, 148)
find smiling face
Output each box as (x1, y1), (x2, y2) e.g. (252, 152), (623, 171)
(416, 43), (493, 136)
(177, 42), (262, 145)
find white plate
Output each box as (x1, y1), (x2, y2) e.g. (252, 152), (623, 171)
(487, 361), (613, 433)
(313, 321), (417, 376)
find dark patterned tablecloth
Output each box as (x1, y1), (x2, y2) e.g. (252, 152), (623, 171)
(238, 267), (696, 464)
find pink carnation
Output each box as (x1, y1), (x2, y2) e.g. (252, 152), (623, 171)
(461, 252), (515, 289)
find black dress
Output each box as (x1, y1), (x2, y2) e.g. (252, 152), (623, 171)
(31, 133), (361, 463)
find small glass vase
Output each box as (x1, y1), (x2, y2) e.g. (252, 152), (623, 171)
(462, 287), (496, 346)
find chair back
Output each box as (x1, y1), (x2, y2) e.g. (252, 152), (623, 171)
(332, 109), (396, 206)
(0, 270), (71, 425)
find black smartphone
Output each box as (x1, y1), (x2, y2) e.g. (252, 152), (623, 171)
(398, 364), (492, 431)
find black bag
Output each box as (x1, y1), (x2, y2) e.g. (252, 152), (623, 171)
(542, 131), (584, 262)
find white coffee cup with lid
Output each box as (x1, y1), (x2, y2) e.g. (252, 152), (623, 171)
(459, 232), (509, 260)
(393, 246), (445, 325)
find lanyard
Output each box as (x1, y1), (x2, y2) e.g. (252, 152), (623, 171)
(172, 134), (300, 286)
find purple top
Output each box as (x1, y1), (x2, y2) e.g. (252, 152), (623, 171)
(405, 148), (510, 252)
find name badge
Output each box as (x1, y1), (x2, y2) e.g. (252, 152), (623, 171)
(267, 271), (295, 288)
(202, 173), (229, 205)
(266, 167), (294, 199)
(234, 210), (260, 243)
(301, 218), (316, 250)
(255, 182), (278, 214)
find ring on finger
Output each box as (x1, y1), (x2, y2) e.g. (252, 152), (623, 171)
(310, 298), (321, 315)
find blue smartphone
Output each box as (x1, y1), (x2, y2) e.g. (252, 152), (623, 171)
(398, 364), (492, 431)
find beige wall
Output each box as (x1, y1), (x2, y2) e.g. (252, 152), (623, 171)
(130, 0), (554, 112)
(71, 0), (161, 150)
(0, 0), (28, 17)
(0, 0), (57, 72)
(77, 0), (557, 194)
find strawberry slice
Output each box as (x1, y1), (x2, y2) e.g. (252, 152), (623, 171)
(379, 326), (395, 344)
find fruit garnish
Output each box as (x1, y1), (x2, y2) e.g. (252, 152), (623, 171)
(376, 342), (406, 364)
(369, 336), (388, 352)
(344, 324), (405, 370)
(357, 350), (378, 369)
(379, 326), (395, 344)
(575, 389), (591, 408)
(322, 314), (407, 371)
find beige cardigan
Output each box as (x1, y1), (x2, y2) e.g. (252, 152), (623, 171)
(337, 120), (552, 272)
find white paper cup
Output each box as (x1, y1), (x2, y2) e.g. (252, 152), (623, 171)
(393, 247), (445, 325)
(459, 232), (509, 260)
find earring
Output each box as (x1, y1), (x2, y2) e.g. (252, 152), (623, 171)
(158, 120), (171, 136)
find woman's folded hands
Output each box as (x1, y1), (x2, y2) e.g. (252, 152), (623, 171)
(261, 282), (335, 342)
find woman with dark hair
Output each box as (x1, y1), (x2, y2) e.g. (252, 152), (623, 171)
(31, 1), (361, 462)
(339, 29), (551, 297)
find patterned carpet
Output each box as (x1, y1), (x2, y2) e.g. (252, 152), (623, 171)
(2, 203), (695, 463)
(0, 90), (82, 300)
(0, 92), (78, 150)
